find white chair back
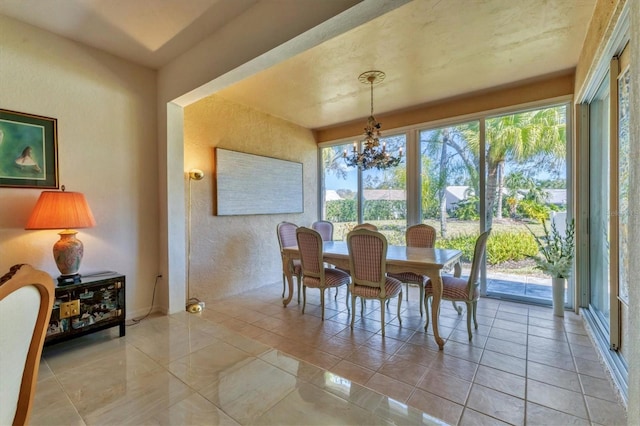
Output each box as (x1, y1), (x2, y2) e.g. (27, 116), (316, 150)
(0, 264), (54, 425)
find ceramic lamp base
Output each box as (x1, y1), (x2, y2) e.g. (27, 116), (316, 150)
(53, 230), (84, 278)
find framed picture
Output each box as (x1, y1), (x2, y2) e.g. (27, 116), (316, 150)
(0, 108), (58, 188)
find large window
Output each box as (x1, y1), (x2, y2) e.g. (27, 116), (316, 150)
(321, 142), (358, 241)
(362, 135), (407, 243)
(320, 103), (570, 307)
(320, 135), (406, 242)
(420, 121), (480, 239)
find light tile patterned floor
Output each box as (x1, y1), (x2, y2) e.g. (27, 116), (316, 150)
(31, 283), (627, 425)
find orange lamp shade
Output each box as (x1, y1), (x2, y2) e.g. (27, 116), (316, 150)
(25, 191), (96, 230)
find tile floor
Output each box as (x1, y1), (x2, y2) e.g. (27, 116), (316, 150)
(31, 283), (627, 425)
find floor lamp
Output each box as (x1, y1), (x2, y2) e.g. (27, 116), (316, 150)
(186, 169), (204, 313)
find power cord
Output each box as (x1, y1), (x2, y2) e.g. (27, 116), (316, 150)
(127, 274), (161, 326)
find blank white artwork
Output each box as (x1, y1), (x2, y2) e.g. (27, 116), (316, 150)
(215, 148), (303, 215)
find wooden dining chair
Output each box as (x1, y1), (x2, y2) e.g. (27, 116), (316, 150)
(277, 221), (302, 302)
(388, 224), (436, 316)
(311, 220), (333, 242)
(335, 223), (377, 274)
(339, 223), (378, 304)
(348, 223), (380, 287)
(0, 264), (55, 426)
(424, 229), (491, 341)
(347, 228), (402, 337)
(296, 227), (350, 320)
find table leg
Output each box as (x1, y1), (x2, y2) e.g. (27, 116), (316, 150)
(431, 274), (445, 350)
(281, 255), (294, 307)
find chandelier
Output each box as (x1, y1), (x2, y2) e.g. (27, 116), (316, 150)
(343, 70), (402, 170)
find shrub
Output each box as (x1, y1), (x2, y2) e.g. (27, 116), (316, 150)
(436, 230), (538, 265)
(363, 200), (406, 221)
(451, 196), (480, 220)
(517, 200), (550, 221)
(377, 223), (405, 245)
(435, 234), (476, 262)
(487, 231), (538, 264)
(325, 199), (356, 222)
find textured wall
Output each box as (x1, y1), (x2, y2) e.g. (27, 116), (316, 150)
(574, 0), (626, 99)
(0, 16), (159, 318)
(158, 0), (405, 313)
(184, 95), (317, 300)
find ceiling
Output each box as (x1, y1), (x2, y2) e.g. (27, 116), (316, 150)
(0, 0), (597, 130)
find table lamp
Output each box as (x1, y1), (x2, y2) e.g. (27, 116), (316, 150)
(25, 186), (96, 284)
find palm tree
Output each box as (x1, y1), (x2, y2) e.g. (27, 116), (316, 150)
(484, 107), (565, 228)
(421, 123), (480, 237)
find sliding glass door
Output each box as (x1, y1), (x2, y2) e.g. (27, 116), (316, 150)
(485, 106), (568, 303)
(416, 106), (569, 304)
(579, 44), (630, 400)
(588, 72), (611, 332)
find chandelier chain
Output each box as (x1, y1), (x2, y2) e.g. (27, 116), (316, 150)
(370, 80), (374, 116)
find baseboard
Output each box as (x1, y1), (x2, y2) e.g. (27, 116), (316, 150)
(126, 305), (166, 319)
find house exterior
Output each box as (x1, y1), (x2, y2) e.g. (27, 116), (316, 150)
(0, 1), (638, 418)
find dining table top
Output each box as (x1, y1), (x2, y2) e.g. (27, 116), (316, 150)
(284, 241), (462, 269)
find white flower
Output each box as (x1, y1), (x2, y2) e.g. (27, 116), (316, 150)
(528, 219), (575, 279)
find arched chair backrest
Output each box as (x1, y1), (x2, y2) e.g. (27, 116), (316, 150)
(277, 221), (298, 251)
(0, 264), (54, 426)
(311, 220), (333, 242)
(347, 229), (388, 297)
(406, 224), (436, 248)
(353, 223), (378, 231)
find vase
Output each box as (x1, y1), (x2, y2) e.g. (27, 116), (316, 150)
(53, 230), (84, 276)
(551, 277), (565, 317)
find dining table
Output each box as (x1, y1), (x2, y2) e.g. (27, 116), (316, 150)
(281, 241), (462, 350)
